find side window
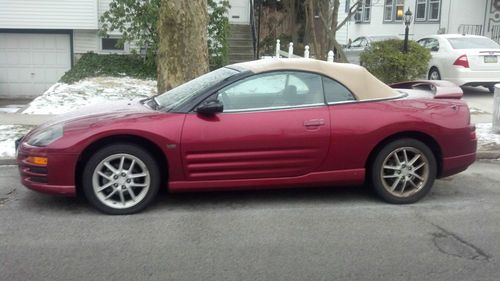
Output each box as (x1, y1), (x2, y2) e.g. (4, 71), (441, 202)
(323, 77), (356, 104)
(427, 38), (440, 52)
(217, 72), (324, 112)
(350, 38), (365, 48)
(417, 38), (428, 47)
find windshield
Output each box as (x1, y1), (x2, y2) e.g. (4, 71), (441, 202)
(447, 37), (500, 49)
(155, 67), (239, 111)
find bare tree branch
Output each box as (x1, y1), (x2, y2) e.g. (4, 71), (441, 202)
(336, 0), (362, 31)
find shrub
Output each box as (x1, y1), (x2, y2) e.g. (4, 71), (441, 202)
(208, 0), (231, 69)
(360, 40), (431, 84)
(60, 52), (156, 83)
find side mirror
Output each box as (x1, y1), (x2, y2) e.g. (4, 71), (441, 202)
(196, 100), (223, 115)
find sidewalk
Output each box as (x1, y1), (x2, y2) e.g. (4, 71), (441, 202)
(0, 112), (54, 125)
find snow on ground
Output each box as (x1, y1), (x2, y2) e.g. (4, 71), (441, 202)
(0, 125), (34, 158)
(22, 77), (157, 115)
(469, 107), (489, 115)
(476, 123), (500, 152)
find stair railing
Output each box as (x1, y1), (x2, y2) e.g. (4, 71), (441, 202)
(249, 0), (258, 59)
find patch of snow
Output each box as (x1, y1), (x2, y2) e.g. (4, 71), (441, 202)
(0, 125), (34, 158)
(22, 77), (157, 115)
(476, 123), (500, 151)
(469, 107), (488, 115)
(0, 107), (20, 113)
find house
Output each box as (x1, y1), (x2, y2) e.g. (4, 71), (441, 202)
(337, 0), (500, 45)
(0, 0), (250, 98)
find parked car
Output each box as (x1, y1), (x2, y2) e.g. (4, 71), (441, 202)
(344, 36), (399, 65)
(417, 34), (500, 93)
(16, 59), (476, 214)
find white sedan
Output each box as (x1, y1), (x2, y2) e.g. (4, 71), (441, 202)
(417, 34), (500, 93)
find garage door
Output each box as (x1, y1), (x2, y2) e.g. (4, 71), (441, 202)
(0, 33), (71, 98)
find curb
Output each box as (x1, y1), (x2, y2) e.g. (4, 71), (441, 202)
(1, 152), (499, 166)
(476, 151), (500, 160)
(0, 158), (16, 166)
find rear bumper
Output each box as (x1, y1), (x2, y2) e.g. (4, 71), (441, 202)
(445, 68), (500, 86)
(440, 152), (476, 178)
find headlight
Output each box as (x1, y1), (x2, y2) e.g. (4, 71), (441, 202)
(27, 124), (64, 147)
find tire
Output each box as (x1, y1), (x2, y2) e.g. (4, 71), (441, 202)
(370, 138), (437, 204)
(428, 67), (441, 80)
(82, 143), (161, 215)
(487, 85), (495, 93)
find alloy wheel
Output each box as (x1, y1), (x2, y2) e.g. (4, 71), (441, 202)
(92, 153), (150, 209)
(380, 147), (430, 198)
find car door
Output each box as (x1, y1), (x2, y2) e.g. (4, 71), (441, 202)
(180, 71), (331, 181)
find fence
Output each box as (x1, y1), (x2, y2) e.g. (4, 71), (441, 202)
(272, 39), (335, 62)
(458, 24), (483, 35)
(492, 25), (500, 44)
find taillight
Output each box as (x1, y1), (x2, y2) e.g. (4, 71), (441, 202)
(453, 55), (469, 68)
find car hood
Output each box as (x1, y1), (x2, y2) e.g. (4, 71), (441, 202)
(29, 100), (158, 135)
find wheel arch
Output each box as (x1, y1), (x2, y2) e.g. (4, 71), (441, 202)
(75, 134), (169, 196)
(365, 131), (443, 179)
(428, 66), (440, 79)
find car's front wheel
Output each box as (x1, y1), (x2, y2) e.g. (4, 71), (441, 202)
(82, 143), (160, 215)
(370, 139), (437, 204)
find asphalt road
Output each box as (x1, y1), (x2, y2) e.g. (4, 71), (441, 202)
(1, 161), (500, 281)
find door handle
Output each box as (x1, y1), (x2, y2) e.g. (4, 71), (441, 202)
(303, 119), (325, 127)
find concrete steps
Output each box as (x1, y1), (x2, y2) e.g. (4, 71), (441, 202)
(229, 24), (254, 63)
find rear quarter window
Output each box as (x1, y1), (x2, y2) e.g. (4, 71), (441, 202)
(323, 77), (356, 104)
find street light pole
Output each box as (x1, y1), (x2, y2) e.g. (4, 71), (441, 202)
(403, 8), (413, 53)
(403, 24), (409, 53)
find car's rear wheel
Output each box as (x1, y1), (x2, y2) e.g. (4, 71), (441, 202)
(82, 143), (160, 215)
(487, 85), (496, 93)
(428, 67), (441, 80)
(371, 139), (436, 204)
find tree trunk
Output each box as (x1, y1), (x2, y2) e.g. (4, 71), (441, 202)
(157, 0), (209, 93)
(305, 0), (361, 62)
(306, 0), (322, 59)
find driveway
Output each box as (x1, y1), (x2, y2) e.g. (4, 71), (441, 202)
(1, 161), (500, 281)
(0, 98), (32, 114)
(462, 86), (496, 124)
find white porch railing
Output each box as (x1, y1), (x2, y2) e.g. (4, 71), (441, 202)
(272, 40), (335, 62)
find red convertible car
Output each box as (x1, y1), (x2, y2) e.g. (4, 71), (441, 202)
(16, 59), (476, 214)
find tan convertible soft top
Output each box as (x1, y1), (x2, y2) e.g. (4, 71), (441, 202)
(232, 59), (399, 101)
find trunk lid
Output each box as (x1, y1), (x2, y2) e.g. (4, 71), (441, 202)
(390, 80), (463, 99)
(461, 49), (500, 71)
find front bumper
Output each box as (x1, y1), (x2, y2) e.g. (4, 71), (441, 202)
(17, 141), (78, 196)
